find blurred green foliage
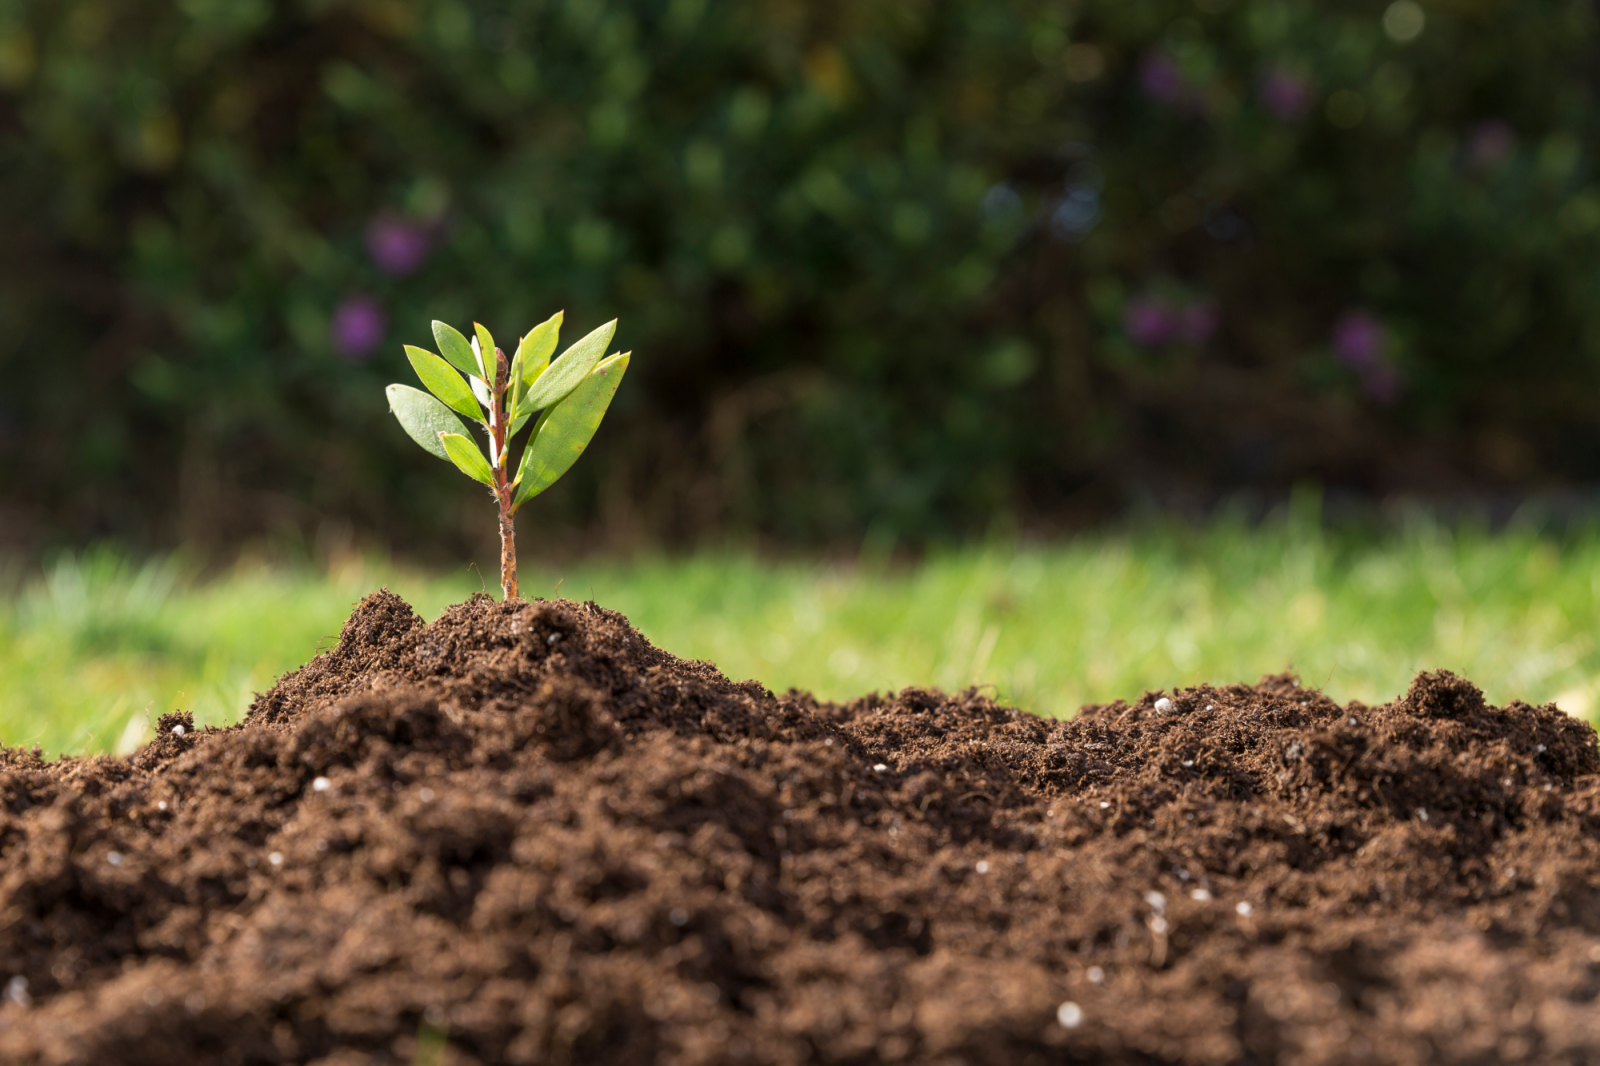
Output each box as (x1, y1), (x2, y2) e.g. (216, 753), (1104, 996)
(2, 0), (1599, 550)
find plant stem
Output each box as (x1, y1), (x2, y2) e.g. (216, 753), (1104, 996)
(491, 345), (518, 601)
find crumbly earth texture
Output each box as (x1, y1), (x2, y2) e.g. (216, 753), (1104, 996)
(1, 592), (1598, 1066)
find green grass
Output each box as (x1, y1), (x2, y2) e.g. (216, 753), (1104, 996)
(5, 513), (1600, 756)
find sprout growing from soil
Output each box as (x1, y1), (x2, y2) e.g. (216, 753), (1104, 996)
(386, 315), (630, 600)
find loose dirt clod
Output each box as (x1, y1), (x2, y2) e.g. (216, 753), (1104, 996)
(2, 590), (1598, 1065)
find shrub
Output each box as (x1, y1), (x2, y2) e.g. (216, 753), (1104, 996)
(1, 0), (1597, 551)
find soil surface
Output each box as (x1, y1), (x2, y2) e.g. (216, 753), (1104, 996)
(2, 592), (1598, 1066)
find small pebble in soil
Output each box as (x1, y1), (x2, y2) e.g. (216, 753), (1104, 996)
(1154, 697), (1174, 713)
(872, 763), (887, 771)
(1144, 892), (1166, 911)
(1099, 801), (1110, 809)
(172, 724), (185, 737)
(1191, 888), (1212, 901)
(1416, 808), (1429, 822)
(1205, 704), (1214, 711)
(268, 852), (283, 866)
(1086, 966), (1106, 985)
(1057, 1001), (1084, 1029)
(1181, 760), (1194, 767)
(1236, 902), (1253, 916)
(976, 861), (991, 874)
(107, 852), (123, 867)
(1150, 916), (1169, 934)
(312, 777), (331, 792)
(5, 976), (29, 1008)
(156, 801), (167, 811)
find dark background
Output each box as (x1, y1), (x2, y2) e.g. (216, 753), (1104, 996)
(3, 0), (1598, 558)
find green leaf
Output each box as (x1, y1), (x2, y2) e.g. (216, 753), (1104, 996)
(440, 432), (495, 486)
(517, 318), (616, 417)
(517, 311), (564, 387)
(386, 384), (469, 461)
(473, 322), (498, 383)
(432, 321), (481, 378)
(404, 345), (483, 421)
(513, 351), (629, 509)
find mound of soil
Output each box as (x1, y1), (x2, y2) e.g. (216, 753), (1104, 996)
(2, 592), (1599, 1066)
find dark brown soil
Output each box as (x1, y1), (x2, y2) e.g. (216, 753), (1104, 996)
(2, 592), (1599, 1065)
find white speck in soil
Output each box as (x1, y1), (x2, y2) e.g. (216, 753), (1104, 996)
(1150, 916), (1169, 934)
(1154, 697), (1174, 713)
(172, 724), (185, 737)
(872, 763), (888, 771)
(1205, 704), (1214, 711)
(268, 852), (283, 866)
(823, 738), (832, 746)
(1099, 801), (1110, 809)
(1501, 778), (1513, 787)
(1537, 744), (1547, 753)
(1416, 808), (1429, 822)
(546, 633), (561, 645)
(976, 861), (991, 874)
(1086, 966), (1105, 984)
(5, 976), (30, 1007)
(1056, 1001), (1084, 1029)
(156, 801), (167, 811)
(1181, 760), (1194, 768)
(107, 852), (123, 867)
(312, 777), (331, 792)
(1348, 717), (1358, 725)
(1191, 888), (1212, 901)
(1144, 891), (1166, 912)
(1236, 901), (1253, 917)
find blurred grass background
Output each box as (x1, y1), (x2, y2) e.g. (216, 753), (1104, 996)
(8, 509), (1600, 756)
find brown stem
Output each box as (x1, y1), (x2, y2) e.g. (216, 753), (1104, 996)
(492, 345), (518, 601)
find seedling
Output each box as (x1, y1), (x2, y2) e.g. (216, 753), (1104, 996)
(386, 314), (629, 600)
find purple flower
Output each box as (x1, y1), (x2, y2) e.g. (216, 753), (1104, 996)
(1124, 295), (1218, 347)
(1468, 120), (1515, 167)
(1140, 52), (1207, 113)
(1331, 311), (1385, 369)
(365, 215), (433, 276)
(1331, 311), (1404, 403)
(1258, 68), (1312, 122)
(331, 296), (386, 361)
(1123, 296), (1176, 347)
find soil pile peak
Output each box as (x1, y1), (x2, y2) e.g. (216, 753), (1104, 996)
(1, 590), (1597, 1065)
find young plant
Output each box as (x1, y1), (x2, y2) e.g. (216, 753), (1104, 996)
(385, 314), (629, 600)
